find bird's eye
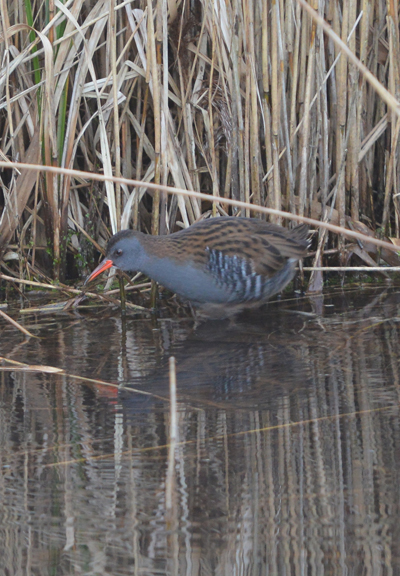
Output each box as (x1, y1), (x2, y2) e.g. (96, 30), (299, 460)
(115, 248), (123, 256)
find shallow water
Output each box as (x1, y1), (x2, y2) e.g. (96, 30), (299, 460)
(1, 286), (400, 575)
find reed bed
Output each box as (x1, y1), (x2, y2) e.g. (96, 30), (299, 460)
(0, 0), (400, 292)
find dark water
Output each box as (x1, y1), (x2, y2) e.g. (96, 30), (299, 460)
(1, 287), (400, 575)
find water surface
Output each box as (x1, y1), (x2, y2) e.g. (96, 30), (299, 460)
(1, 287), (400, 575)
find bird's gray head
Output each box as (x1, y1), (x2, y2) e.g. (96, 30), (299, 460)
(85, 229), (146, 284)
(106, 229), (145, 272)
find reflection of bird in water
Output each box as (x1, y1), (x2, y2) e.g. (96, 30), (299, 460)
(120, 313), (311, 415)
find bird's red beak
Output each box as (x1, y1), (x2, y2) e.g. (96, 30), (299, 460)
(85, 259), (114, 284)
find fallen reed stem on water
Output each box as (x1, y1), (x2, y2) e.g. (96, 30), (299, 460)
(0, 274), (150, 312)
(0, 355), (169, 401)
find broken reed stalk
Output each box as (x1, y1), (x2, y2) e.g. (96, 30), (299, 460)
(165, 356), (177, 510)
(0, 309), (37, 338)
(303, 266), (400, 272)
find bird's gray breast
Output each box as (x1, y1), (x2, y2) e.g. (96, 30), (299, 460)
(142, 254), (230, 303)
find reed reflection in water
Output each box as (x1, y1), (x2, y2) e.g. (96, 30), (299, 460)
(0, 288), (400, 575)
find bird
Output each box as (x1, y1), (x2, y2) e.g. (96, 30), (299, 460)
(86, 216), (309, 318)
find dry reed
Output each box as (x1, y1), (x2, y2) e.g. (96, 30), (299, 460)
(1, 0), (400, 294)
